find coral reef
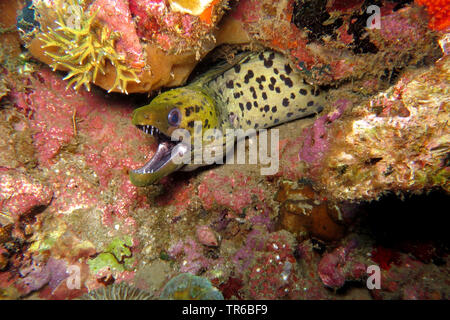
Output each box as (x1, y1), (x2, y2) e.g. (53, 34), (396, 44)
(277, 55), (449, 201)
(226, 0), (441, 86)
(129, 0), (227, 52)
(89, 0), (144, 67)
(26, 0), (443, 93)
(168, 237), (220, 274)
(313, 56), (449, 200)
(243, 231), (298, 299)
(0, 0), (448, 302)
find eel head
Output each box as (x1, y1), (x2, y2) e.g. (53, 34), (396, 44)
(129, 87), (219, 186)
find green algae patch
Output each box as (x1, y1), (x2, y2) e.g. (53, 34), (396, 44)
(107, 236), (133, 262)
(88, 252), (125, 274)
(88, 236), (135, 274)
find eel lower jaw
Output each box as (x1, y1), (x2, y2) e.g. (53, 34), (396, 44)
(130, 125), (190, 186)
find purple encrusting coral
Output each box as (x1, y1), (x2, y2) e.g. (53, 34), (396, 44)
(318, 238), (368, 289)
(169, 238), (222, 274)
(232, 228), (268, 275)
(298, 99), (351, 164)
(249, 205), (275, 232)
(19, 257), (69, 294)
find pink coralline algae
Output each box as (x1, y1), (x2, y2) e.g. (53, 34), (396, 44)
(197, 171), (266, 214)
(275, 99), (351, 182)
(10, 68), (151, 224)
(169, 237), (221, 274)
(244, 231), (298, 299)
(128, 0), (223, 51)
(233, 229), (332, 300)
(129, 0), (170, 44)
(0, 170), (53, 218)
(90, 0), (144, 67)
(155, 178), (196, 214)
(129, 0), (164, 40)
(318, 239), (367, 289)
(287, 241), (335, 300)
(378, 10), (424, 46)
(10, 80), (76, 167)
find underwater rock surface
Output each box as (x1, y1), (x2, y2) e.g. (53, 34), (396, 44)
(0, 0), (448, 300)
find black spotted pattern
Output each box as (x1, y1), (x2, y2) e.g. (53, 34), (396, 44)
(207, 51), (325, 131)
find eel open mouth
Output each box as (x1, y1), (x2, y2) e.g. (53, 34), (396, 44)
(130, 124), (191, 186)
(132, 124), (185, 175)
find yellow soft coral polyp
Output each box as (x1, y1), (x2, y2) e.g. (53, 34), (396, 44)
(38, 0), (141, 93)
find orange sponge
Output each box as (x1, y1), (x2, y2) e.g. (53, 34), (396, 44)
(416, 0), (450, 30)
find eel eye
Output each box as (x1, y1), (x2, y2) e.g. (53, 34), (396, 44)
(168, 108), (181, 126)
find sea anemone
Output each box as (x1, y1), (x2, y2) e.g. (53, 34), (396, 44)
(38, 0), (140, 93)
(79, 282), (152, 300)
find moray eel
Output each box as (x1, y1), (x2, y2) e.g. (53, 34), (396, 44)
(130, 51), (326, 186)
